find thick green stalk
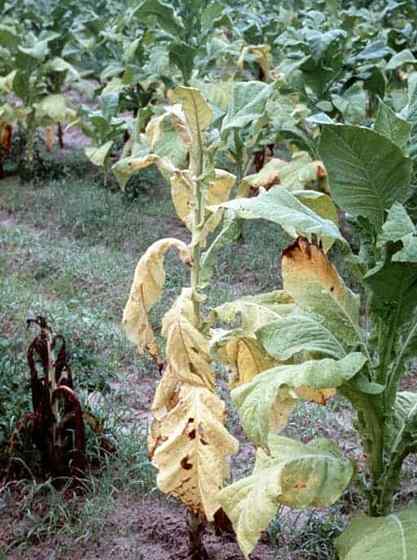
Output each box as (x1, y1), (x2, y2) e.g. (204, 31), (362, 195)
(190, 120), (204, 326)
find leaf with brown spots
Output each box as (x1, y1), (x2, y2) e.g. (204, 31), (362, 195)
(149, 383), (239, 520)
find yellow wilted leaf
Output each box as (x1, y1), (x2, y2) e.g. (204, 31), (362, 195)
(170, 169), (235, 231)
(210, 329), (277, 388)
(282, 238), (360, 346)
(238, 45), (271, 81)
(122, 239), (191, 359)
(149, 383), (239, 520)
(162, 289), (214, 389)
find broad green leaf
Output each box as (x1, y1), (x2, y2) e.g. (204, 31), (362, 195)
(336, 505), (417, 560)
(150, 381), (239, 521)
(282, 238), (361, 346)
(221, 81), (272, 132)
(257, 312), (347, 361)
(331, 82), (367, 125)
(214, 188), (344, 248)
(122, 238), (190, 359)
(386, 49), (417, 71)
(232, 353), (366, 449)
(132, 0), (184, 37)
(210, 328), (277, 388)
(388, 391), (417, 454)
(374, 102), (411, 151)
(319, 124), (412, 228)
(85, 141), (113, 168)
(169, 41), (197, 83)
(219, 434), (354, 558)
(295, 191), (338, 225)
(378, 203), (417, 262)
(211, 290), (295, 334)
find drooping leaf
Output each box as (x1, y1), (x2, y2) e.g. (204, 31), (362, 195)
(146, 108), (189, 169)
(282, 238), (361, 346)
(374, 101), (411, 151)
(122, 239), (190, 359)
(112, 153), (162, 189)
(85, 141), (113, 168)
(238, 44), (271, 80)
(214, 188), (344, 248)
(150, 382), (239, 521)
(161, 288), (214, 389)
(336, 505), (417, 560)
(319, 124), (412, 228)
(172, 86), (213, 142)
(170, 168), (235, 230)
(210, 328), (276, 388)
(219, 434), (354, 558)
(232, 352), (366, 449)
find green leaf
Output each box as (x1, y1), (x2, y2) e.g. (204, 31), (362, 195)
(378, 203), (417, 262)
(211, 291), (295, 334)
(169, 41), (197, 83)
(232, 353), (366, 449)
(389, 391), (417, 453)
(85, 141), (113, 168)
(319, 124), (412, 228)
(374, 101), (411, 151)
(332, 82), (367, 125)
(35, 95), (71, 123)
(219, 434), (354, 558)
(257, 312), (346, 360)
(132, 0), (184, 37)
(336, 505), (417, 560)
(215, 188), (344, 248)
(386, 49), (417, 71)
(221, 81), (272, 132)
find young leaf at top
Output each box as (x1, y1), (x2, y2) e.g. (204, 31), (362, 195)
(319, 124), (412, 228)
(219, 435), (354, 558)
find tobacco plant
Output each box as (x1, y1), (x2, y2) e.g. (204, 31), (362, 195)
(123, 84), (417, 558)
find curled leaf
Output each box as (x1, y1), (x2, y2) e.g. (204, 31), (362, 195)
(122, 239), (191, 359)
(219, 434), (354, 558)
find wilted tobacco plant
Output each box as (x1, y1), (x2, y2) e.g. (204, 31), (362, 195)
(120, 85), (336, 558)
(8, 317), (86, 478)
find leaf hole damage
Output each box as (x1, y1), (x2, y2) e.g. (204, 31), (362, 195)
(181, 456), (193, 470)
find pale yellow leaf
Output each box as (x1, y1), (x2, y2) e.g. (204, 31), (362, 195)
(122, 239), (191, 359)
(149, 383), (239, 520)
